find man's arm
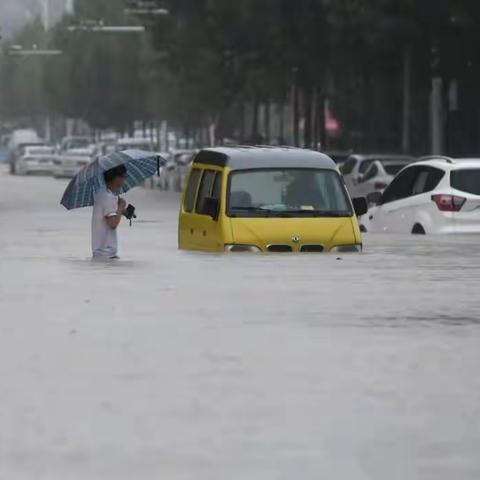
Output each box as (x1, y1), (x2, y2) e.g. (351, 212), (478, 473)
(106, 198), (126, 230)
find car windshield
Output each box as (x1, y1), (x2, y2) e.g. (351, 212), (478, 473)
(451, 169), (480, 195)
(68, 139), (90, 149)
(228, 169), (352, 217)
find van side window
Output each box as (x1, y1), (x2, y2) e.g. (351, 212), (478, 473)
(184, 169), (201, 213)
(196, 170), (216, 214)
(211, 172), (222, 201)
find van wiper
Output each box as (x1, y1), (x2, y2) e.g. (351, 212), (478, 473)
(230, 206), (293, 217)
(285, 210), (350, 217)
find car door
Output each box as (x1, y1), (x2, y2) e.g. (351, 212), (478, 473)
(369, 166), (418, 233)
(355, 162), (379, 197)
(341, 157), (358, 193)
(402, 167), (446, 232)
(195, 169), (224, 251)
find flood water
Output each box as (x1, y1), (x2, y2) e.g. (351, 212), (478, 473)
(1, 166), (480, 479)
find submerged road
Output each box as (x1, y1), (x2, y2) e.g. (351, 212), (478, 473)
(1, 166), (480, 479)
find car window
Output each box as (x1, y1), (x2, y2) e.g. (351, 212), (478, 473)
(363, 164), (378, 182)
(411, 170), (429, 195)
(196, 170), (216, 214)
(341, 158), (356, 175)
(381, 167), (418, 204)
(451, 169), (480, 195)
(425, 168), (445, 191)
(384, 164), (408, 176)
(411, 167), (445, 195)
(359, 159), (375, 174)
(184, 169), (201, 213)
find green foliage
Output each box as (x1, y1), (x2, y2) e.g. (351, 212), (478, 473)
(1, 0), (480, 152)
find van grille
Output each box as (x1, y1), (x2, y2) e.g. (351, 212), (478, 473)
(267, 245), (292, 252)
(301, 245), (324, 253)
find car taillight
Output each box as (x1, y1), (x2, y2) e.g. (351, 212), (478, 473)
(374, 182), (388, 190)
(431, 194), (466, 212)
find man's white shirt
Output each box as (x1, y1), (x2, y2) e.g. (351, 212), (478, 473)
(92, 188), (118, 258)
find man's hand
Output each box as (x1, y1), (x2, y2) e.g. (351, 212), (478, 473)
(106, 198), (127, 230)
(117, 198), (127, 213)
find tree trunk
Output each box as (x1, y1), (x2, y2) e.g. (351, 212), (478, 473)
(304, 87), (313, 149)
(264, 99), (271, 145)
(251, 96), (260, 143)
(402, 45), (412, 153)
(279, 101), (285, 145)
(292, 70), (300, 147)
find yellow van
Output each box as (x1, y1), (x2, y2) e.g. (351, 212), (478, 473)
(178, 146), (368, 252)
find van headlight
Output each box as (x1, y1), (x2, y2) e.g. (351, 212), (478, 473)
(225, 244), (261, 253)
(330, 244), (362, 253)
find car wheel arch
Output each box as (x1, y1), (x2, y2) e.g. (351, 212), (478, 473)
(412, 223), (426, 235)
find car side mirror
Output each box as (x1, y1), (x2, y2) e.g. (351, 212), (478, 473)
(366, 191), (382, 206)
(352, 197), (368, 217)
(203, 197), (220, 221)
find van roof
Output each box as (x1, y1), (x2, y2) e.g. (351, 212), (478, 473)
(193, 146), (337, 171)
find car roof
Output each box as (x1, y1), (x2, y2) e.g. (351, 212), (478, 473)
(22, 153), (55, 159)
(377, 158), (414, 166)
(117, 138), (152, 145)
(61, 154), (91, 160)
(414, 157), (480, 170)
(350, 153), (414, 161)
(193, 146), (337, 171)
(25, 145), (54, 151)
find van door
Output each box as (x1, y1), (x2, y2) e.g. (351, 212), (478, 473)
(195, 169), (224, 251)
(179, 168), (202, 249)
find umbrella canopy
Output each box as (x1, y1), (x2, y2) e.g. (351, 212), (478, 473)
(61, 150), (166, 210)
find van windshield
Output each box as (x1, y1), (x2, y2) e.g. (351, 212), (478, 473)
(228, 169), (352, 217)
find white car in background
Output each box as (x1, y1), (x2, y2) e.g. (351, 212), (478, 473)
(116, 137), (154, 152)
(361, 157), (480, 235)
(159, 150), (196, 192)
(54, 148), (94, 178)
(353, 157), (415, 198)
(341, 154), (414, 195)
(8, 129), (45, 174)
(16, 146), (57, 175)
(60, 136), (91, 152)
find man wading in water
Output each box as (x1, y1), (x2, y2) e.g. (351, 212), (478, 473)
(91, 165), (127, 259)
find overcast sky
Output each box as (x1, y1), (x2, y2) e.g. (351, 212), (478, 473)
(0, 0), (66, 37)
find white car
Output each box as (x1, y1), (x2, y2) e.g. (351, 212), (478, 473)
(60, 136), (91, 152)
(116, 137), (154, 152)
(352, 157), (415, 198)
(341, 154), (413, 195)
(361, 157), (480, 235)
(16, 145), (57, 175)
(159, 150), (196, 192)
(8, 129), (45, 174)
(54, 150), (93, 178)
